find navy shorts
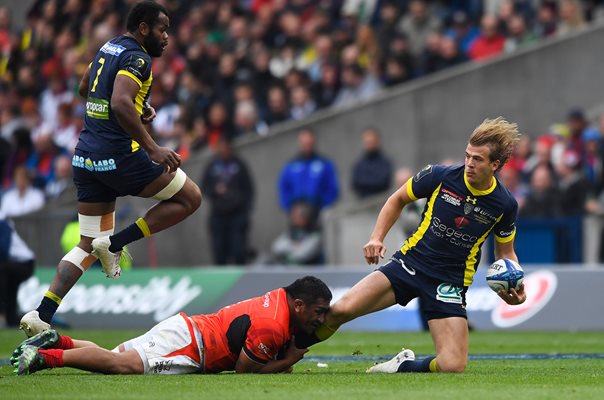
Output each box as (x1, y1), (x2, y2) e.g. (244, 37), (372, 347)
(72, 149), (164, 203)
(378, 251), (468, 320)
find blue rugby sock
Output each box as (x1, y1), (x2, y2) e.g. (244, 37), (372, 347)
(397, 356), (436, 373)
(37, 294), (61, 324)
(109, 218), (149, 252)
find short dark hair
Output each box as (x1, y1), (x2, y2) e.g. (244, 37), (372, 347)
(284, 276), (332, 305)
(126, 1), (168, 33)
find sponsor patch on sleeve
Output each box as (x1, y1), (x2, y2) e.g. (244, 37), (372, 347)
(413, 164), (433, 182)
(124, 54), (150, 81)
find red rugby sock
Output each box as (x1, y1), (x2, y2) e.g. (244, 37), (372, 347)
(57, 335), (75, 350)
(39, 349), (64, 368)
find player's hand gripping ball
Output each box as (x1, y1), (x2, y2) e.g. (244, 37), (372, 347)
(486, 258), (524, 293)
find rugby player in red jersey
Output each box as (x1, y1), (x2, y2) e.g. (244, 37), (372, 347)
(13, 276), (331, 375)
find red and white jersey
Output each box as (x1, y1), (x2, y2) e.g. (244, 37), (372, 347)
(190, 288), (292, 373)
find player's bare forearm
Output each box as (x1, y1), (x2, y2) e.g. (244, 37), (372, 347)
(370, 193), (406, 241)
(111, 94), (157, 151)
(494, 240), (518, 262)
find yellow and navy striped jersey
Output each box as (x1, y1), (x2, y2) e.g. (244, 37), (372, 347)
(76, 35), (152, 154)
(401, 164), (518, 287)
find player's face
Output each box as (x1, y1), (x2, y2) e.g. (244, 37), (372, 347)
(295, 298), (330, 334)
(464, 144), (500, 189)
(143, 13), (169, 57)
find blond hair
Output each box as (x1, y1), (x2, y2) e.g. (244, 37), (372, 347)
(469, 117), (521, 171)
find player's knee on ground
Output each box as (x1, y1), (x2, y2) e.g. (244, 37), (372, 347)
(435, 354), (467, 373)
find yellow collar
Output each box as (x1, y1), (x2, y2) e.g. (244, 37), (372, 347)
(464, 171), (497, 196)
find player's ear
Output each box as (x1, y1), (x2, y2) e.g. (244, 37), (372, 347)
(139, 22), (150, 36)
(492, 159), (501, 173)
(293, 299), (306, 312)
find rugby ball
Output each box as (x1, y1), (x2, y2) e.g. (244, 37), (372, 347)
(486, 259), (524, 293)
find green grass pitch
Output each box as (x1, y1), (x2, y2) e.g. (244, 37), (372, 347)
(1, 329), (603, 400)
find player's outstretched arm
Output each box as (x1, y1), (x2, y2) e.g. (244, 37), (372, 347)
(235, 341), (308, 374)
(111, 75), (181, 172)
(364, 183), (413, 264)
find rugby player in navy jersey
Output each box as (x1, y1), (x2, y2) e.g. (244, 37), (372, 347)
(20, 1), (202, 337)
(296, 117), (527, 373)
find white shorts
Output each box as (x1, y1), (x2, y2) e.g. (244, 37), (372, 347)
(118, 313), (204, 375)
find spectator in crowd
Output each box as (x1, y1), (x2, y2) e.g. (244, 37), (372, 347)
(557, 0), (587, 36)
(201, 137), (254, 265)
(519, 164), (561, 217)
(0, 166), (45, 218)
(0, 211), (35, 327)
(556, 149), (592, 216)
(289, 85), (317, 121)
(312, 62), (341, 109)
(498, 164), (528, 209)
(445, 10), (480, 56)
(278, 128), (339, 215)
(52, 102), (79, 154)
(504, 13), (538, 53)
(44, 154), (72, 200)
(270, 200), (323, 266)
(398, 0), (442, 59)
(351, 127), (393, 198)
(522, 136), (557, 184)
(3, 127), (33, 188)
(333, 63), (382, 108)
(205, 101), (234, 149)
(233, 100), (268, 137)
(581, 127), (603, 190)
(263, 85), (291, 125)
(26, 133), (66, 189)
(567, 108), (589, 154)
(534, 1), (559, 37)
(468, 15), (506, 61)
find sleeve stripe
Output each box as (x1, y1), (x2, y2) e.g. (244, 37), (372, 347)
(405, 177), (417, 201)
(242, 346), (268, 364)
(117, 70), (142, 88)
(495, 229), (516, 243)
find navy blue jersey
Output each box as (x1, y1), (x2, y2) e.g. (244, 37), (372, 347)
(76, 35), (153, 154)
(400, 165), (518, 287)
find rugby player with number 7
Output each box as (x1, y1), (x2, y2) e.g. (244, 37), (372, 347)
(20, 1), (202, 337)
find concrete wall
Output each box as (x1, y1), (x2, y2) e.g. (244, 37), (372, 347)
(17, 23), (604, 266)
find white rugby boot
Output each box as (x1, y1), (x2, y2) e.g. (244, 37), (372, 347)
(366, 348), (416, 373)
(19, 311), (51, 338)
(91, 236), (122, 279)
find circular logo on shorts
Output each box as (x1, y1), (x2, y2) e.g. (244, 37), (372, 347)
(491, 270), (557, 328)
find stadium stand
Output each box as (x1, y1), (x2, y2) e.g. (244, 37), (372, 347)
(3, 1), (604, 266)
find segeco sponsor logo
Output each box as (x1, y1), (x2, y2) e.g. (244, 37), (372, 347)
(72, 155), (117, 172)
(430, 217), (478, 248)
(86, 97), (110, 120)
(18, 276), (202, 322)
(491, 270), (557, 328)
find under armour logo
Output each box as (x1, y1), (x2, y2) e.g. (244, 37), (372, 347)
(466, 196), (477, 205)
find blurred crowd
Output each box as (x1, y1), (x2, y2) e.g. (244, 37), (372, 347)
(1, 0), (604, 264)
